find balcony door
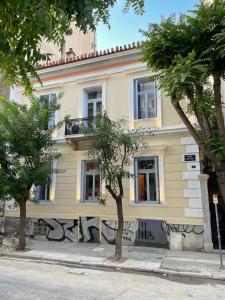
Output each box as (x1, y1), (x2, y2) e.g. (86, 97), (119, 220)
(87, 89), (102, 120)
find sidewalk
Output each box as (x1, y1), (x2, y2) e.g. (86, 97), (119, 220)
(1, 239), (225, 281)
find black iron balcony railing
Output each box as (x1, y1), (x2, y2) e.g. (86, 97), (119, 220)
(65, 117), (94, 136)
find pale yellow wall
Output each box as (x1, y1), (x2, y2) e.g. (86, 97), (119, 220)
(6, 133), (202, 225)
(54, 70), (185, 131)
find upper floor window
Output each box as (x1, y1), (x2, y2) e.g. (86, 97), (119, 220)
(134, 78), (157, 120)
(40, 93), (56, 129)
(135, 157), (159, 203)
(83, 161), (100, 202)
(87, 89), (102, 119)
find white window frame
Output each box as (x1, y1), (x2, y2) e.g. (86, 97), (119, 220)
(34, 89), (60, 128)
(80, 81), (106, 119)
(87, 90), (102, 118)
(129, 153), (165, 206)
(34, 160), (57, 204)
(128, 72), (162, 129)
(135, 156), (160, 203)
(81, 160), (101, 202)
(41, 93), (57, 128)
(134, 77), (157, 120)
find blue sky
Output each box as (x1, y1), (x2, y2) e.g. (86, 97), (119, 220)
(96, 0), (199, 50)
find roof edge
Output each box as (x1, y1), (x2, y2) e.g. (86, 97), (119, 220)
(37, 41), (145, 71)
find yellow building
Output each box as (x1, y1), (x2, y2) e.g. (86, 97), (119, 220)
(7, 42), (206, 249)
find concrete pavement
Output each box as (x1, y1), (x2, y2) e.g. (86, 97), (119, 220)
(1, 239), (225, 281)
(1, 257), (225, 300)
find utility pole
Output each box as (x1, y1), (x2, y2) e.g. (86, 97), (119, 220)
(213, 194), (224, 269)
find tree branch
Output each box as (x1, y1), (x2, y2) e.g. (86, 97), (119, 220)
(106, 184), (119, 202)
(172, 100), (202, 146)
(121, 144), (127, 172)
(187, 85), (212, 141)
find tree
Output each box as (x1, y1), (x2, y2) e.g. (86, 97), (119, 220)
(0, 0), (144, 94)
(141, 0), (225, 206)
(81, 113), (142, 260)
(0, 96), (65, 250)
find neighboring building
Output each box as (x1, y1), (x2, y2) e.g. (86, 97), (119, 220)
(40, 24), (96, 61)
(6, 42), (205, 250)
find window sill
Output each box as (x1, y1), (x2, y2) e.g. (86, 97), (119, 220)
(130, 201), (165, 207)
(35, 200), (55, 205)
(75, 201), (100, 205)
(134, 117), (158, 122)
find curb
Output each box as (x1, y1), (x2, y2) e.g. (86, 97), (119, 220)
(1, 252), (225, 281)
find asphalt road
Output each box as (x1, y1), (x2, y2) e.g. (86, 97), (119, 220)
(1, 257), (225, 300)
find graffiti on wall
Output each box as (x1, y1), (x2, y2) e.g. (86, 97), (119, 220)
(79, 217), (100, 242)
(161, 221), (204, 236)
(101, 220), (136, 244)
(38, 217), (100, 243)
(37, 217), (136, 244)
(39, 219), (78, 242)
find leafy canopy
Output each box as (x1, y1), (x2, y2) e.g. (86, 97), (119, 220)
(142, 0), (225, 76)
(0, 96), (65, 204)
(0, 0), (144, 94)
(141, 0), (225, 161)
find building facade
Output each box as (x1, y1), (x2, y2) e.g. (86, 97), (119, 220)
(6, 42), (205, 249)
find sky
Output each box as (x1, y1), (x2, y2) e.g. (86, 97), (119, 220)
(96, 0), (199, 50)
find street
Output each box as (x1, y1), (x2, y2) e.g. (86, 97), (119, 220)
(0, 257), (225, 300)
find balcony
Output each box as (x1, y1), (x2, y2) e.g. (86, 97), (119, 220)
(65, 117), (94, 150)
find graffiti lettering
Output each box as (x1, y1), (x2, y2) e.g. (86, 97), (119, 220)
(79, 217), (100, 242)
(161, 221), (204, 236)
(101, 220), (135, 244)
(39, 219), (78, 242)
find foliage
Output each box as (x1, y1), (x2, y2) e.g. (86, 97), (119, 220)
(81, 113), (142, 196)
(141, 0), (225, 160)
(0, 96), (65, 205)
(0, 0), (144, 94)
(141, 0), (225, 204)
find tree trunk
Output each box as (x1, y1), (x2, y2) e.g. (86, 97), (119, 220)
(213, 72), (225, 142)
(18, 201), (27, 251)
(115, 198), (124, 261)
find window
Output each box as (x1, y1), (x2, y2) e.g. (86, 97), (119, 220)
(40, 93), (56, 128)
(35, 162), (54, 202)
(35, 184), (50, 201)
(87, 89), (102, 120)
(134, 78), (157, 119)
(83, 161), (100, 201)
(32, 221), (48, 236)
(135, 157), (159, 203)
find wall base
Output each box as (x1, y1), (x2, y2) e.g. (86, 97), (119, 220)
(3, 217), (205, 250)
